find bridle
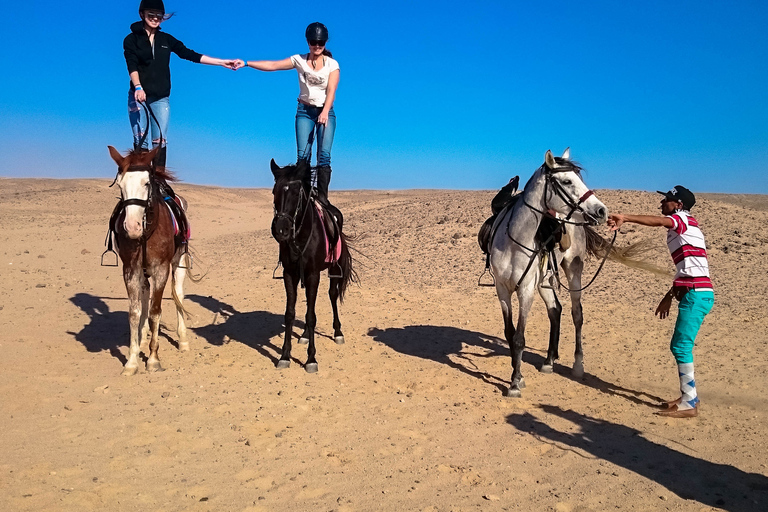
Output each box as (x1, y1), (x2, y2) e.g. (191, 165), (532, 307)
(272, 178), (315, 286)
(101, 162), (158, 276)
(501, 163), (614, 292)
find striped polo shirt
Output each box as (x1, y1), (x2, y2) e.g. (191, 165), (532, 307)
(666, 211), (713, 291)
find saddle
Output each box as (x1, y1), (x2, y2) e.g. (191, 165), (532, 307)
(313, 199), (343, 263)
(477, 176), (563, 256)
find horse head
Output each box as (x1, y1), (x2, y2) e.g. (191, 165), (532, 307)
(541, 148), (607, 225)
(108, 145), (175, 240)
(270, 159), (312, 243)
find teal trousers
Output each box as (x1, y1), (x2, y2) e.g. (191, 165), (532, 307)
(670, 290), (714, 364)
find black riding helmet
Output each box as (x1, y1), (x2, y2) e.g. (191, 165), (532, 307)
(305, 22), (329, 43)
(139, 0), (165, 14)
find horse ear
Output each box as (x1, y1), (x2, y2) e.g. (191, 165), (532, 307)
(544, 150), (556, 169)
(270, 158), (281, 177)
(561, 147), (570, 160)
(146, 145), (160, 164)
(108, 146), (124, 166)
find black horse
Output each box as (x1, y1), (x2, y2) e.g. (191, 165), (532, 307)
(270, 159), (357, 372)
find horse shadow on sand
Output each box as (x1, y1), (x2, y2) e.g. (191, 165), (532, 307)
(185, 294), (287, 366)
(68, 293), (130, 364)
(508, 404), (768, 511)
(368, 325), (664, 405)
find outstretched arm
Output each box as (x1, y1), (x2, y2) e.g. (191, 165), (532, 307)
(199, 55), (239, 70)
(608, 213), (674, 231)
(236, 57), (294, 71)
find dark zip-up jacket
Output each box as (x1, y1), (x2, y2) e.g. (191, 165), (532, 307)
(123, 21), (203, 99)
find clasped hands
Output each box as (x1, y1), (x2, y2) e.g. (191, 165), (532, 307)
(221, 59), (247, 70)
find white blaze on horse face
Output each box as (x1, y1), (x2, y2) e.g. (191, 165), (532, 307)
(118, 171), (150, 239)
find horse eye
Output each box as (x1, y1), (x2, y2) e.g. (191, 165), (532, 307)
(283, 185), (289, 191)
(563, 180), (572, 185)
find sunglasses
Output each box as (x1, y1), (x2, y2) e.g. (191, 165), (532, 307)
(144, 12), (165, 20)
(308, 40), (326, 47)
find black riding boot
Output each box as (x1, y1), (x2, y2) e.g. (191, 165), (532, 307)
(316, 166), (343, 227)
(153, 146), (167, 169)
(316, 166), (332, 206)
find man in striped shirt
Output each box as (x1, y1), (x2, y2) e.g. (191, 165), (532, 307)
(608, 186), (714, 418)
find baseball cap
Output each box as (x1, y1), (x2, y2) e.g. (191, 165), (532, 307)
(657, 185), (696, 210)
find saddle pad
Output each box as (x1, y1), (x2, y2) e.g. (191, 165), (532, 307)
(164, 199), (191, 240)
(314, 203), (342, 263)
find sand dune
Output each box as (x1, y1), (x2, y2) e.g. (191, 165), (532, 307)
(1, 177), (766, 511)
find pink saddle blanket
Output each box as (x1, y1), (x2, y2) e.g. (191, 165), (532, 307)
(164, 198), (191, 240)
(314, 202), (342, 264)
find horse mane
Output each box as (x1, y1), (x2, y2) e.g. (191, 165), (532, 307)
(123, 149), (177, 182)
(553, 157), (583, 176)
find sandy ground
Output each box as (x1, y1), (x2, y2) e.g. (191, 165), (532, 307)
(1, 176), (767, 512)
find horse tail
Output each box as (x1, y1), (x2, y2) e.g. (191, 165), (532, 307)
(337, 233), (359, 303)
(584, 226), (671, 277)
(171, 282), (190, 319)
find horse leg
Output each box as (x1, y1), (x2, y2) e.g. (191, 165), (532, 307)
(172, 255), (189, 351)
(138, 284), (150, 354)
(122, 270), (145, 376)
(329, 277), (344, 344)
(146, 268), (170, 372)
(277, 266), (299, 369)
(303, 271), (321, 373)
(507, 284), (536, 397)
(537, 285), (562, 374)
(563, 256), (585, 378)
(496, 285), (520, 397)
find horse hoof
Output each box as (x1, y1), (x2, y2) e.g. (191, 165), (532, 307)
(305, 362), (319, 373)
(276, 360), (291, 369)
(298, 337), (309, 345)
(147, 361), (163, 372)
(504, 387), (522, 398)
(540, 364), (554, 374)
(121, 366), (138, 376)
(334, 335), (345, 345)
(178, 342), (190, 352)
(572, 364), (584, 378)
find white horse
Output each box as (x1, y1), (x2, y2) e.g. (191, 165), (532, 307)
(489, 149), (608, 397)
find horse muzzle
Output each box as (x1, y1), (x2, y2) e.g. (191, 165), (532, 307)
(271, 216), (293, 243)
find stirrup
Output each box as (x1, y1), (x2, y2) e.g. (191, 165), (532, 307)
(100, 248), (118, 267)
(477, 265), (495, 287)
(272, 260), (284, 280)
(328, 262), (344, 279)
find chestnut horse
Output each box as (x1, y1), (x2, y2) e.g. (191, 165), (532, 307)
(271, 159), (357, 372)
(107, 146), (191, 375)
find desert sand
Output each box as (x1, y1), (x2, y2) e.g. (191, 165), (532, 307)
(1, 176), (767, 512)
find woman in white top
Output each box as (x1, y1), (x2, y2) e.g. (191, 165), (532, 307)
(238, 22), (340, 205)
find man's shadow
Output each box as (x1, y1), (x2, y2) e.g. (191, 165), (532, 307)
(68, 293), (128, 364)
(507, 405), (768, 511)
(186, 294), (286, 365)
(369, 325), (664, 404)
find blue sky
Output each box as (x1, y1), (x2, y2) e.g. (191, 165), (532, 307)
(1, 0), (766, 193)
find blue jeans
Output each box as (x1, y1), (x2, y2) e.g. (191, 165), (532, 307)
(670, 289), (714, 364)
(129, 93), (170, 150)
(295, 102), (336, 167)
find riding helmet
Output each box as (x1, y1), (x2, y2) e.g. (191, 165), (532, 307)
(139, 0), (165, 14)
(305, 22), (329, 42)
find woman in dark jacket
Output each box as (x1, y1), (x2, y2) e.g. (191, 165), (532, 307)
(124, 0), (238, 168)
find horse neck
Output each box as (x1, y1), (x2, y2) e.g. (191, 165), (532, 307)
(508, 170), (547, 242)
